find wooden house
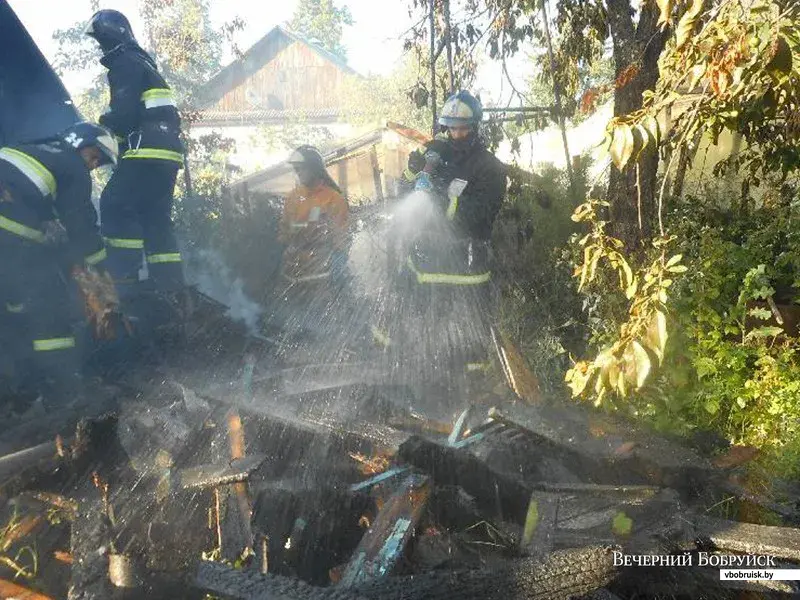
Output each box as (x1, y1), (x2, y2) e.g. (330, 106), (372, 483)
(190, 26), (365, 173)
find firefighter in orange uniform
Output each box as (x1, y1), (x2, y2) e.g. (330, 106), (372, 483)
(269, 145), (349, 341)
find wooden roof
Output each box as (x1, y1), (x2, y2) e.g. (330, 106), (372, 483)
(196, 25), (357, 109)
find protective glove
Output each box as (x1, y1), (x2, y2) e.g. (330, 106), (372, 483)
(415, 171), (434, 191)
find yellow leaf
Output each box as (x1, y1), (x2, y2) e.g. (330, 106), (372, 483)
(666, 254), (683, 267)
(610, 124), (635, 170)
(623, 340), (652, 389)
(676, 0), (705, 49)
(578, 247), (592, 291)
(644, 310), (668, 364)
(586, 248), (603, 285)
(656, 0), (674, 29)
(688, 64), (706, 90)
(642, 115), (661, 146)
(631, 123), (648, 161)
(669, 265), (689, 273)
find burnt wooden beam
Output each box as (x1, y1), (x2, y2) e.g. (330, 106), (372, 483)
(397, 434), (537, 524)
(522, 491), (559, 557)
(196, 546), (619, 600)
(178, 453), (267, 490)
(488, 405), (717, 493)
(340, 473), (430, 587)
(693, 516), (800, 562)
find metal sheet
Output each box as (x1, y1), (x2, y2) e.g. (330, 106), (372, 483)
(0, 0), (81, 145)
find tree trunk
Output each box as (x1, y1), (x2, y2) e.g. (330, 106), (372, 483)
(605, 0), (669, 249)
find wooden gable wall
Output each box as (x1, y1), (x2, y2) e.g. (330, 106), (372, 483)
(211, 41), (351, 113)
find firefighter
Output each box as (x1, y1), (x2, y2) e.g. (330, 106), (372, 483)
(0, 122), (118, 401)
(396, 91), (507, 401)
(84, 9), (186, 299)
(269, 146), (349, 341)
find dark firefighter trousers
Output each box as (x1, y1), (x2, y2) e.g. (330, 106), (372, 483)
(0, 236), (79, 388)
(100, 158), (184, 293)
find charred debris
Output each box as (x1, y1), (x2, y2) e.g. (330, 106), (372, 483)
(0, 294), (799, 600)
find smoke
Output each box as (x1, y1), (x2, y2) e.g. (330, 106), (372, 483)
(184, 248), (264, 334)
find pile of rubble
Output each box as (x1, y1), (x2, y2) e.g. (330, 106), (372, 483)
(1, 355), (799, 600)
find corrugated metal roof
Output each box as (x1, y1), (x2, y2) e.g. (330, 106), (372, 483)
(227, 124), (426, 194)
(191, 108), (343, 126)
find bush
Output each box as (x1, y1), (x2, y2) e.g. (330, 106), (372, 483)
(493, 156), (593, 396)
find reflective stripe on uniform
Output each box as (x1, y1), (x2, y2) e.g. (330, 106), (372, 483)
(446, 195), (459, 220)
(141, 88), (177, 109)
(290, 222), (308, 229)
(85, 247), (107, 265)
(33, 337), (76, 351)
(403, 168), (418, 183)
(406, 257), (491, 285)
(122, 148), (184, 163)
(146, 252), (182, 264)
(466, 361), (490, 372)
(105, 237), (144, 249)
(0, 148), (57, 197)
(0, 214), (46, 243)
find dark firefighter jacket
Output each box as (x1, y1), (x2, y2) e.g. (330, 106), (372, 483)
(0, 141), (106, 266)
(100, 45), (183, 164)
(403, 137), (507, 285)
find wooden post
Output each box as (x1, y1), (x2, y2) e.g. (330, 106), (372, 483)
(369, 145), (384, 203)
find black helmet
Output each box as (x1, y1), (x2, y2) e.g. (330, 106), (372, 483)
(84, 9), (137, 49)
(61, 122), (119, 167)
(287, 145), (341, 193)
(438, 90), (483, 128)
(288, 145), (326, 171)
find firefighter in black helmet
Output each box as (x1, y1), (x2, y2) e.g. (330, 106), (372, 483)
(84, 9), (186, 299)
(394, 91), (507, 404)
(0, 122), (118, 404)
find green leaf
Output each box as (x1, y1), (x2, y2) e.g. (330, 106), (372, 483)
(612, 511), (633, 536)
(522, 498), (539, 546)
(747, 326), (784, 339)
(704, 399), (720, 415)
(676, 0), (705, 49)
(748, 307), (772, 321)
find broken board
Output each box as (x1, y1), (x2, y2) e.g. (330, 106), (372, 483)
(340, 473), (430, 587)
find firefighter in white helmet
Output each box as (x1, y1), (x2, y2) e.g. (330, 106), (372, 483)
(389, 91), (507, 405)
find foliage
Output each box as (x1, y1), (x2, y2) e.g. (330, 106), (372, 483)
(494, 156), (592, 396)
(567, 0), (800, 403)
(139, 0), (223, 103)
(288, 0), (353, 60)
(628, 190), (800, 476)
(340, 54), (437, 133)
(606, 0), (800, 180)
(564, 200), (684, 403)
